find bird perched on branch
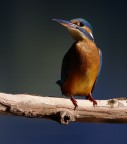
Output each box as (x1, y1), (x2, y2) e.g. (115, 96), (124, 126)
(52, 18), (102, 109)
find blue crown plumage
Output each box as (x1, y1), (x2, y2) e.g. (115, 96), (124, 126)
(71, 18), (93, 32)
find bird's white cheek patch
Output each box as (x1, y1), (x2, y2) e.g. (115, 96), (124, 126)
(68, 28), (85, 40)
(89, 32), (94, 40)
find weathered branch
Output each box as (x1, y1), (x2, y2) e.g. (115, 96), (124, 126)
(0, 92), (127, 124)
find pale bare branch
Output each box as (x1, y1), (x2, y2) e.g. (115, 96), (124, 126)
(0, 93), (127, 124)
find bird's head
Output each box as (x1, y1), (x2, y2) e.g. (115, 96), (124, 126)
(52, 18), (94, 41)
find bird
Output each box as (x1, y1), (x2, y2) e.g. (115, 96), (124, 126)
(52, 18), (102, 109)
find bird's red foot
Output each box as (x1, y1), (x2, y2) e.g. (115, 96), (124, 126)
(93, 100), (97, 107)
(70, 95), (78, 110)
(86, 94), (97, 107)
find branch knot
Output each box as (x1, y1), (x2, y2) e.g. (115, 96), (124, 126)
(57, 110), (75, 125)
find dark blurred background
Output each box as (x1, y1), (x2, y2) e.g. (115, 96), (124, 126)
(1, 0), (127, 144)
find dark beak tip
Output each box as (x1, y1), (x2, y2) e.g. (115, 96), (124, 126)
(52, 19), (76, 29)
(52, 19), (65, 24)
(52, 19), (70, 25)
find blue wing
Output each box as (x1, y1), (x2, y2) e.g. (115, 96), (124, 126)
(91, 48), (102, 93)
(98, 49), (102, 77)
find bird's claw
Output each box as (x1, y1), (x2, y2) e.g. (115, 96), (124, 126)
(93, 100), (97, 107)
(70, 96), (78, 110)
(86, 95), (98, 107)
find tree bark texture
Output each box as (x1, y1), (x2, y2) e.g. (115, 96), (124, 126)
(0, 93), (127, 124)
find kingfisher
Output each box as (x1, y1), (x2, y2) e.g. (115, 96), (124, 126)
(52, 18), (102, 109)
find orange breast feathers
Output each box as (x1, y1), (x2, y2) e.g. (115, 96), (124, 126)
(61, 39), (100, 96)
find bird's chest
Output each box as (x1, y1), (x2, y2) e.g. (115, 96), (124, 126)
(71, 41), (98, 73)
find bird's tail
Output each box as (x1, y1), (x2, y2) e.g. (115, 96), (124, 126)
(56, 80), (62, 86)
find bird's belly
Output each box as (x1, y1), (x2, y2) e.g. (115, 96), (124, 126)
(62, 66), (98, 96)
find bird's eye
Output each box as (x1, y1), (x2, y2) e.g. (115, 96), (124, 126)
(79, 22), (84, 27)
(71, 20), (84, 27)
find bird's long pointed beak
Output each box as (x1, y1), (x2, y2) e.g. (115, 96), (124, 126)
(52, 18), (94, 41)
(52, 19), (76, 29)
